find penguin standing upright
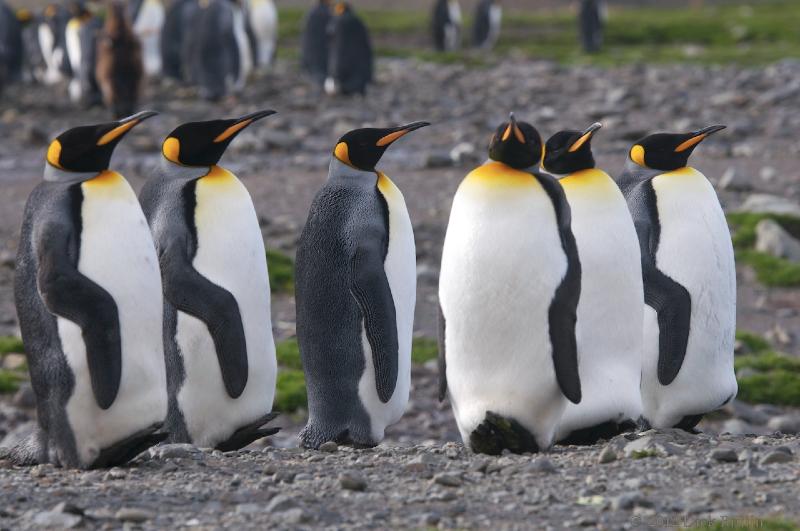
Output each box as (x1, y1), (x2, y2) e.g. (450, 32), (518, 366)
(295, 121), (429, 449)
(96, 1), (144, 119)
(186, 0), (244, 100)
(432, 0), (461, 52)
(579, 0), (604, 53)
(472, 0), (501, 50)
(542, 124), (644, 445)
(301, 0), (331, 89)
(246, 0), (278, 69)
(0, 1), (24, 91)
(6, 112), (167, 469)
(617, 126), (737, 430)
(65, 1), (102, 107)
(129, 0), (164, 76)
(37, 3), (72, 85)
(230, 0), (254, 91)
(160, 0), (193, 81)
(139, 111), (280, 451)
(438, 115), (582, 455)
(325, 2), (372, 96)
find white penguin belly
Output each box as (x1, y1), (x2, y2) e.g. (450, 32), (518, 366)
(643, 167), (737, 428)
(439, 165), (569, 450)
(58, 171), (167, 467)
(248, 0), (277, 68)
(231, 6), (253, 90)
(175, 166), (276, 448)
(555, 171), (644, 440)
(133, 0), (165, 76)
(355, 174), (416, 442)
(65, 20), (82, 102)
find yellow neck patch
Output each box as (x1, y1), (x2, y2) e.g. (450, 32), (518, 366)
(464, 161), (537, 189)
(82, 171), (127, 197)
(376, 172), (401, 201)
(202, 165), (238, 183)
(559, 169), (616, 195)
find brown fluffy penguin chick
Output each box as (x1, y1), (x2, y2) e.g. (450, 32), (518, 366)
(95, 1), (143, 119)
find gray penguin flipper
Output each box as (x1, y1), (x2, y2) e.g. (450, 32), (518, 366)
(348, 244), (398, 404)
(159, 236), (248, 399)
(36, 222), (122, 410)
(535, 173), (582, 405)
(437, 303), (447, 402)
(627, 181), (691, 386)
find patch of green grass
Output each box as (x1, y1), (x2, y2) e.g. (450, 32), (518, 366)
(276, 337), (303, 370)
(735, 250), (800, 287)
(411, 337), (439, 365)
(0, 370), (23, 394)
(693, 518), (799, 530)
(726, 213), (800, 251)
(0, 336), (24, 355)
(735, 351), (800, 407)
(630, 449), (659, 459)
(267, 250), (295, 294)
(736, 330), (771, 354)
(274, 369), (307, 413)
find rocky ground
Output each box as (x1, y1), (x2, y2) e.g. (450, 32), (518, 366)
(1, 56), (800, 527)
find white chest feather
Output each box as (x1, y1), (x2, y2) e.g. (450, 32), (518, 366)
(231, 6), (253, 88)
(175, 166), (276, 448)
(356, 174), (416, 441)
(247, 0), (278, 67)
(439, 163), (569, 449)
(57, 171), (167, 467)
(133, 0), (165, 76)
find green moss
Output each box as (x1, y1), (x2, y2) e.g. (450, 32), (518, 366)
(411, 337), (439, 365)
(266, 250), (295, 294)
(726, 213), (800, 251)
(274, 369), (307, 413)
(0, 336), (24, 355)
(0, 370), (23, 394)
(276, 337), (303, 371)
(735, 351), (800, 407)
(735, 250), (800, 287)
(735, 330), (771, 354)
(630, 449), (659, 459)
(693, 518), (799, 531)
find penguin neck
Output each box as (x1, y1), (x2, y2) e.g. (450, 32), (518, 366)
(486, 158), (542, 176)
(160, 157), (215, 180)
(624, 158), (663, 180)
(328, 157), (378, 184)
(43, 164), (99, 184)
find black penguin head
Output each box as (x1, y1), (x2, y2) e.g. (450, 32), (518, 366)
(543, 123), (602, 175)
(162, 110), (276, 167)
(333, 121), (430, 172)
(46, 111), (157, 173)
(629, 125), (726, 171)
(488, 113), (543, 170)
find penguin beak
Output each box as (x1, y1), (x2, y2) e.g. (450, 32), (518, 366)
(375, 121), (431, 147)
(213, 110), (277, 144)
(674, 124), (726, 153)
(502, 113), (525, 143)
(96, 111), (158, 146)
(568, 122), (602, 153)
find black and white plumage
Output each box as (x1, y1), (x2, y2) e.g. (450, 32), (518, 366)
(128, 0), (164, 76)
(37, 3), (73, 85)
(472, 0), (501, 50)
(301, 0), (331, 88)
(160, 0), (194, 81)
(325, 3), (372, 96)
(64, 4), (102, 107)
(432, 0), (461, 52)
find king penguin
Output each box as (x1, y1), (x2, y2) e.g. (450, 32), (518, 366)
(542, 124), (644, 445)
(37, 3), (72, 85)
(432, 0), (461, 52)
(295, 121), (430, 449)
(438, 115), (582, 455)
(160, 0), (194, 81)
(7, 112), (167, 469)
(325, 2), (372, 96)
(246, 0), (278, 70)
(617, 125), (737, 431)
(301, 0), (331, 89)
(139, 111), (280, 451)
(129, 0), (165, 77)
(64, 1), (102, 107)
(472, 0), (501, 50)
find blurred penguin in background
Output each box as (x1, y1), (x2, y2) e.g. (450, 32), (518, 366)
(129, 0), (164, 76)
(579, 0), (604, 53)
(18, 8), (46, 84)
(38, 3), (73, 85)
(246, 0), (278, 70)
(301, 0), (331, 89)
(186, 0), (244, 101)
(472, 0), (501, 50)
(432, 0), (461, 52)
(325, 2), (372, 96)
(230, 0), (254, 91)
(96, 1), (143, 118)
(160, 0), (194, 81)
(0, 0), (24, 92)
(65, 1), (102, 107)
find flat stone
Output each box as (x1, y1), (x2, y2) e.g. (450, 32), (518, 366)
(433, 473), (462, 487)
(32, 511), (82, 528)
(755, 219), (800, 262)
(318, 441), (338, 453)
(2, 353), (26, 370)
(528, 457), (557, 473)
(339, 472), (367, 492)
(710, 447), (739, 463)
(611, 493), (653, 511)
(768, 415), (800, 435)
(718, 167), (751, 191)
(266, 494), (298, 513)
(151, 444), (199, 460)
(115, 507), (154, 522)
(760, 451), (794, 465)
(739, 194), (800, 217)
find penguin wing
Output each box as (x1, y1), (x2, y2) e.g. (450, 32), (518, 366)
(35, 221), (122, 410)
(627, 181), (691, 386)
(159, 234), (249, 399)
(348, 241), (399, 404)
(437, 303), (447, 402)
(535, 173), (582, 404)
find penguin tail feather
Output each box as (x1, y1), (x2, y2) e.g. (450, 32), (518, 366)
(469, 411), (540, 456)
(215, 412), (281, 453)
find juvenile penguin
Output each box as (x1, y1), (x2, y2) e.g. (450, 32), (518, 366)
(542, 124), (644, 445)
(301, 0), (331, 88)
(7, 112), (167, 469)
(617, 126), (736, 430)
(246, 0), (278, 69)
(432, 0), (461, 51)
(438, 115), (582, 455)
(472, 0), (501, 50)
(139, 111), (279, 451)
(295, 121), (429, 449)
(325, 2), (372, 96)
(96, 1), (144, 119)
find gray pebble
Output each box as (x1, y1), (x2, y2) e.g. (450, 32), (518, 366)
(319, 441), (338, 453)
(339, 472), (367, 491)
(433, 472), (462, 487)
(598, 446), (617, 464)
(115, 507), (154, 523)
(760, 451), (794, 465)
(710, 447), (739, 463)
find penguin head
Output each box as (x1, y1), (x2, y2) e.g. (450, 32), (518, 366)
(488, 113), (543, 170)
(162, 110), (276, 167)
(333, 122), (431, 172)
(333, 2), (350, 15)
(46, 111), (157, 174)
(629, 125), (726, 171)
(542, 123), (602, 175)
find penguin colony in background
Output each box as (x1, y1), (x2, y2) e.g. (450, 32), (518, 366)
(2, 102), (736, 466)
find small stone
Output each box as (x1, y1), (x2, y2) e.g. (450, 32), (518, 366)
(739, 194), (800, 217)
(266, 494), (298, 513)
(115, 507), (154, 523)
(433, 473), (462, 487)
(598, 446), (617, 464)
(760, 166), (777, 182)
(319, 441), (338, 453)
(768, 415), (800, 434)
(710, 447), (739, 463)
(152, 443), (198, 460)
(32, 511), (82, 528)
(760, 451), (794, 465)
(765, 324), (793, 347)
(236, 503), (261, 514)
(756, 220), (800, 262)
(339, 472), (367, 491)
(2, 353), (26, 370)
(528, 457), (557, 473)
(52, 502), (83, 515)
(278, 508), (311, 524)
(718, 167), (751, 191)
(274, 471), (296, 484)
(419, 512), (441, 526)
(611, 493), (653, 511)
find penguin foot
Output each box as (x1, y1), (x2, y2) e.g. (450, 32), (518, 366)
(674, 414), (704, 434)
(299, 423), (377, 450)
(90, 422), (168, 469)
(469, 412), (540, 456)
(558, 419), (638, 446)
(215, 413), (281, 453)
(0, 430), (46, 466)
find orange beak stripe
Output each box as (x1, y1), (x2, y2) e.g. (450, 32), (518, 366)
(675, 134), (707, 153)
(376, 129), (409, 147)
